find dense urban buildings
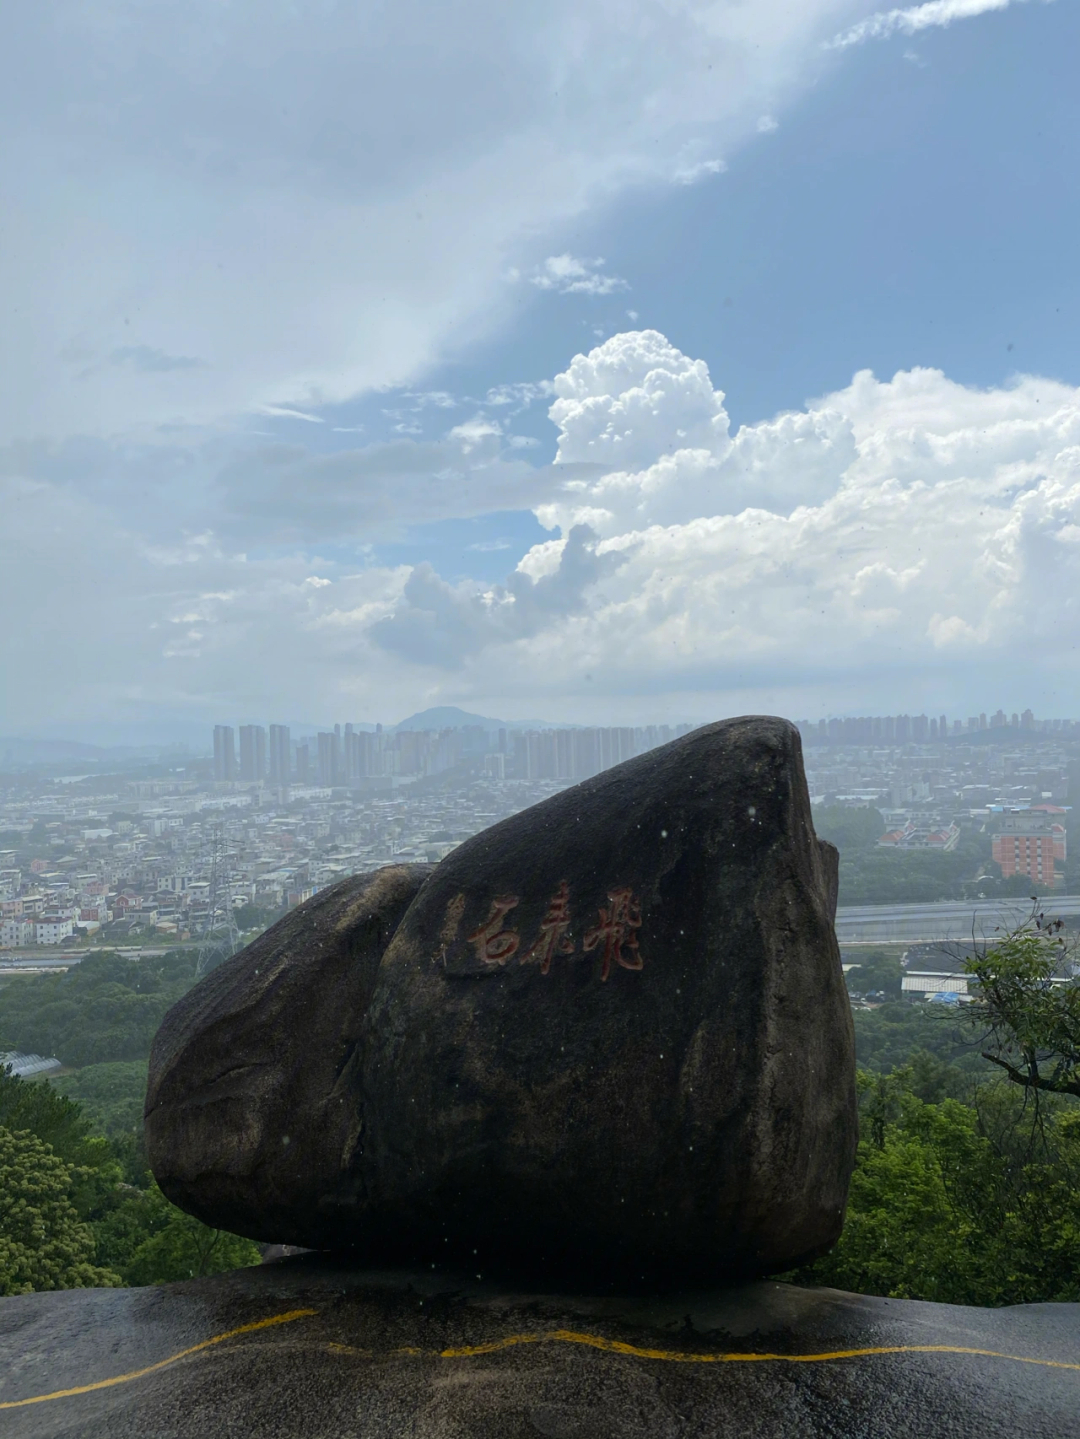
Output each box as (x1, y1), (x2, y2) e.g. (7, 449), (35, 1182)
(207, 721), (695, 789)
(798, 710), (1077, 745)
(0, 709), (1075, 952)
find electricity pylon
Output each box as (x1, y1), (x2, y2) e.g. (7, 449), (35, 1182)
(195, 824), (240, 977)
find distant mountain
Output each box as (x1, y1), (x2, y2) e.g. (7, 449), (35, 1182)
(391, 706), (556, 733)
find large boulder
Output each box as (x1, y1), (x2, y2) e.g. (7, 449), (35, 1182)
(145, 864), (431, 1244)
(147, 717), (855, 1282)
(358, 716), (854, 1281)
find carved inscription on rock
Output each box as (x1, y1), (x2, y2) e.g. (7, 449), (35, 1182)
(437, 882), (644, 983)
(519, 881), (575, 975)
(583, 887), (643, 981)
(466, 894), (520, 968)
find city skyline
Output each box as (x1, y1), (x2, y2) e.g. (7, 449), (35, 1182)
(4, 711), (1077, 956)
(8, 702), (1080, 767)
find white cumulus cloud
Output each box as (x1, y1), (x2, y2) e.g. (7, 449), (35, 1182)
(364, 332), (1080, 719)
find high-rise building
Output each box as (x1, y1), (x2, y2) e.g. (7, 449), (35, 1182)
(213, 725), (236, 781)
(344, 728), (378, 780)
(268, 724), (291, 784)
(295, 742), (310, 784)
(239, 724), (267, 782)
(316, 731), (340, 787)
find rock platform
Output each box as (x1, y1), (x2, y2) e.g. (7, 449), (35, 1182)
(2, 1258), (1079, 1438)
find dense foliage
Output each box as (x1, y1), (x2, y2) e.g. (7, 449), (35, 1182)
(51, 1060), (154, 1183)
(850, 1000), (981, 1075)
(966, 913), (1080, 1097)
(0, 1065), (259, 1294)
(836, 843), (992, 905)
(0, 952), (262, 1293)
(233, 902), (286, 934)
(51, 1061), (149, 1141)
(96, 1185), (261, 1286)
(797, 927), (1080, 1304)
(796, 1067), (1080, 1304)
(0, 1127), (120, 1296)
(0, 950), (197, 1066)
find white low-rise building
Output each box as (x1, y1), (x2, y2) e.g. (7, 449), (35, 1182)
(0, 917), (35, 947)
(34, 917), (74, 945)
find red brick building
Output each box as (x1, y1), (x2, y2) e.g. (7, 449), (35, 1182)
(992, 806), (1067, 886)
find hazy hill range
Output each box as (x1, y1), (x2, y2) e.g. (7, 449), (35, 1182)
(391, 706), (557, 732)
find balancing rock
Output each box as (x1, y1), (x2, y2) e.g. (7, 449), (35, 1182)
(146, 717), (856, 1282)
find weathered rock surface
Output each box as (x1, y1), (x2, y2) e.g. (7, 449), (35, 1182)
(147, 717), (855, 1282)
(145, 864), (431, 1243)
(357, 715), (853, 1281)
(3, 1261), (1079, 1439)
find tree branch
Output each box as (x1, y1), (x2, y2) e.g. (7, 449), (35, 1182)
(981, 1052), (1080, 1098)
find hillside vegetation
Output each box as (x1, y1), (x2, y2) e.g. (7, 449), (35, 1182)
(812, 804), (1035, 905)
(0, 950), (197, 1067)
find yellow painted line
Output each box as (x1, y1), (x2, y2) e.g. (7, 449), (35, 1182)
(5, 1310), (1080, 1412)
(0, 1308), (317, 1411)
(435, 1330), (1080, 1370)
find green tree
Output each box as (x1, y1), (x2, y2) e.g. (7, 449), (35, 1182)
(837, 846), (987, 905)
(0, 1127), (121, 1296)
(50, 1061), (151, 1187)
(844, 950), (903, 1000)
(798, 1061), (1080, 1305)
(966, 909), (1080, 1098)
(105, 1186), (261, 1285)
(0, 1064), (109, 1170)
(51, 1061), (148, 1141)
(851, 999), (979, 1075)
(805, 1080), (1002, 1304)
(0, 1065), (259, 1290)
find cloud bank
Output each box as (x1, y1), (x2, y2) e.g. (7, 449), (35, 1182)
(4, 331), (1080, 729)
(365, 333), (1080, 716)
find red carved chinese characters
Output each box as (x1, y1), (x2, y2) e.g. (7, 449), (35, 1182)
(466, 894), (520, 967)
(583, 887), (643, 981)
(446, 884), (643, 981)
(519, 880), (575, 975)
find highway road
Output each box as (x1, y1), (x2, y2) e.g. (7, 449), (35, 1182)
(835, 894), (1080, 945)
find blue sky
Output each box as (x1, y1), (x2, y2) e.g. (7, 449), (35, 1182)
(262, 0), (1080, 583)
(3, 0), (1080, 740)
